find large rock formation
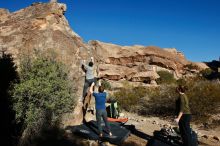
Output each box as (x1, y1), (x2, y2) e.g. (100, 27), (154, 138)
(0, 2), (91, 125)
(89, 40), (204, 82)
(0, 2), (90, 97)
(0, 2), (209, 125)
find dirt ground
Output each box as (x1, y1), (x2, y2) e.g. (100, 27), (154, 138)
(122, 111), (220, 146)
(66, 111), (220, 146)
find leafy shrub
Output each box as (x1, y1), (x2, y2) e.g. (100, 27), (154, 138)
(187, 80), (220, 122)
(156, 71), (176, 84)
(184, 63), (199, 70)
(176, 78), (187, 85)
(114, 78), (220, 125)
(201, 68), (213, 77)
(200, 68), (215, 79)
(113, 84), (177, 116)
(201, 68), (220, 80)
(11, 54), (75, 131)
(139, 85), (177, 116)
(113, 85), (147, 112)
(145, 80), (220, 123)
(101, 80), (111, 90)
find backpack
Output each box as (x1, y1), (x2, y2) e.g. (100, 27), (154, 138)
(106, 101), (120, 118)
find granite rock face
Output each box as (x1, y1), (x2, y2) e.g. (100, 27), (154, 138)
(0, 2), (91, 99)
(89, 40), (208, 81)
(0, 2), (90, 125)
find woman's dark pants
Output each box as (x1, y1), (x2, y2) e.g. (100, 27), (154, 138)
(179, 114), (192, 146)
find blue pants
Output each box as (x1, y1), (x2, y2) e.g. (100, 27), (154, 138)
(96, 109), (111, 135)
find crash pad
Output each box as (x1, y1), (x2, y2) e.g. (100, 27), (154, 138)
(72, 120), (130, 145)
(107, 117), (128, 123)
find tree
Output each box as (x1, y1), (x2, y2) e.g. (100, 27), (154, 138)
(11, 54), (75, 135)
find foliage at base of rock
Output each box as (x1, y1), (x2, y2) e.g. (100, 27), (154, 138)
(11, 53), (75, 130)
(114, 78), (220, 124)
(101, 80), (111, 90)
(156, 71), (176, 84)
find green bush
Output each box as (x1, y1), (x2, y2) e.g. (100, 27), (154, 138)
(201, 68), (213, 77)
(187, 80), (220, 122)
(11, 54), (75, 130)
(176, 78), (187, 85)
(139, 85), (177, 116)
(113, 85), (147, 112)
(101, 80), (111, 90)
(113, 78), (220, 125)
(200, 68), (220, 80)
(145, 80), (220, 123)
(156, 71), (176, 84)
(200, 68), (214, 79)
(113, 84), (177, 116)
(184, 63), (199, 70)
(151, 80), (220, 124)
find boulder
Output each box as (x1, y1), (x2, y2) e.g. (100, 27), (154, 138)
(131, 71), (159, 82)
(90, 41), (196, 84)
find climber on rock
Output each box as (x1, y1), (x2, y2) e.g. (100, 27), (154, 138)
(81, 57), (97, 102)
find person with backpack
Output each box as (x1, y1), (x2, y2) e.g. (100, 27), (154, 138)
(89, 82), (112, 137)
(174, 85), (192, 146)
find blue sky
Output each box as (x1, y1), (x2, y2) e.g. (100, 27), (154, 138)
(1, 0), (220, 62)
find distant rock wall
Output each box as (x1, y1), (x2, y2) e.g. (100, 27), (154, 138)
(89, 40), (197, 82)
